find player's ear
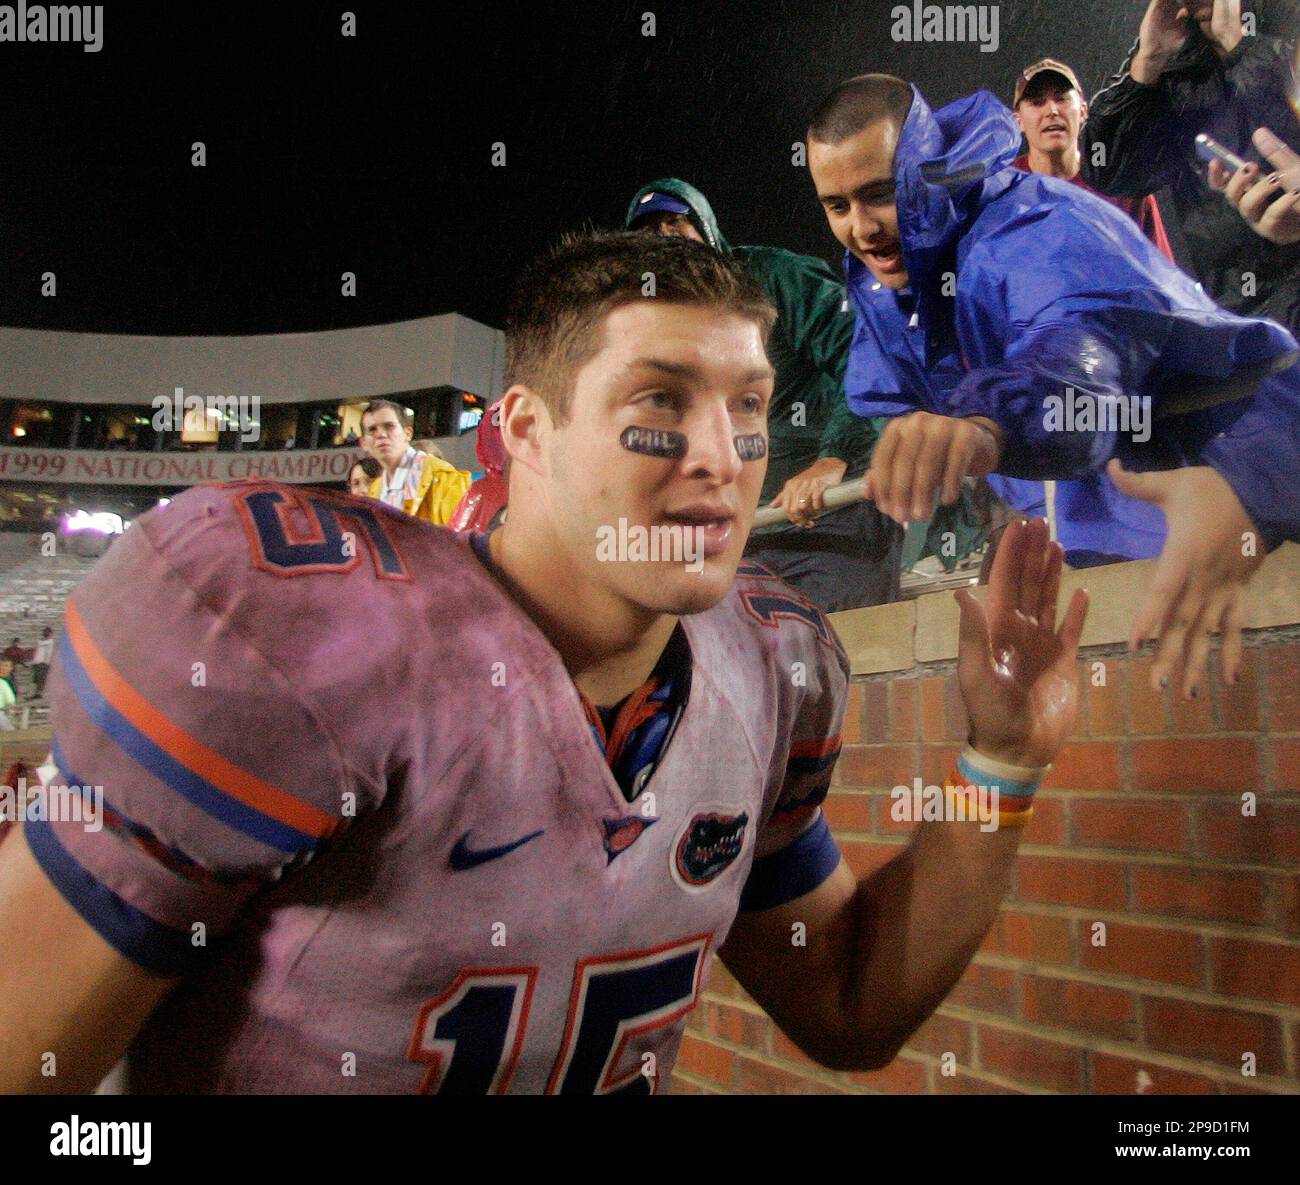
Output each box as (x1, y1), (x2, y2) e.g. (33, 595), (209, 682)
(497, 385), (549, 477)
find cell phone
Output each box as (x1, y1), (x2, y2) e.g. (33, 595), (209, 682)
(1195, 133), (1250, 174)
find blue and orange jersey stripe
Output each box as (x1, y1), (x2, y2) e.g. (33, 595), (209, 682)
(50, 739), (258, 889)
(60, 598), (339, 854)
(24, 812), (216, 977)
(787, 734), (842, 775)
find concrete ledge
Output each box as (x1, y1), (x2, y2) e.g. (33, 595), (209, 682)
(830, 541), (1300, 676)
(834, 599), (915, 676)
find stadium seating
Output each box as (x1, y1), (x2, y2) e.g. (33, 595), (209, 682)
(0, 534), (98, 734)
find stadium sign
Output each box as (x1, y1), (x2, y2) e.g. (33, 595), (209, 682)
(0, 446), (363, 487)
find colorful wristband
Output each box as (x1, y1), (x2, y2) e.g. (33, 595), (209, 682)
(956, 747), (1045, 801)
(943, 746), (1048, 830)
(942, 782), (1034, 828)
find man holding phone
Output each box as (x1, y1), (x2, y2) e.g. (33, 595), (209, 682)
(1082, 0), (1300, 330)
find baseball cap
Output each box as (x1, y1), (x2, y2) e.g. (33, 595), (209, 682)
(629, 191), (691, 227)
(1013, 58), (1082, 107)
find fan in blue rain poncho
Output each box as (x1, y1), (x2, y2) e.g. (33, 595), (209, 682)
(805, 75), (1300, 698)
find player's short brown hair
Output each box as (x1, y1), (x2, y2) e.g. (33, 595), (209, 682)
(504, 231), (776, 425)
(808, 73), (914, 146)
(362, 398), (412, 429)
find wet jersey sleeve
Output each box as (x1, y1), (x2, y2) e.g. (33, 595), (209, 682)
(740, 586), (849, 912)
(27, 496), (372, 976)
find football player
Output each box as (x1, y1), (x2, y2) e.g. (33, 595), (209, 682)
(0, 232), (1085, 1093)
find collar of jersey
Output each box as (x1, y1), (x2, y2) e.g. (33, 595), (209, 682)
(467, 530), (693, 802)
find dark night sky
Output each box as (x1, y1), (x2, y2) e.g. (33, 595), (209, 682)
(1, 1), (1295, 335)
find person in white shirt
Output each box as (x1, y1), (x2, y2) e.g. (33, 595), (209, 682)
(362, 401), (426, 510)
(30, 628), (54, 700)
(360, 399), (471, 525)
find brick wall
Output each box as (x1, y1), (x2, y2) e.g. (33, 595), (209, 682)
(671, 630), (1300, 1096)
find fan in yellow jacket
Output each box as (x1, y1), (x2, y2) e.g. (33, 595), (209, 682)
(368, 450), (471, 526)
(361, 399), (473, 527)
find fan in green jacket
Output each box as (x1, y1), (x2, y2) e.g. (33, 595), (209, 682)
(625, 178), (903, 610)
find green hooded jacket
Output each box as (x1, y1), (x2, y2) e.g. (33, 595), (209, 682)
(625, 178), (882, 533)
(626, 178), (989, 568)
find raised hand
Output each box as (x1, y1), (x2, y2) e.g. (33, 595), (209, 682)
(1208, 0), (1244, 55)
(953, 518), (1088, 768)
(1108, 458), (1263, 698)
(1132, 0), (1192, 81)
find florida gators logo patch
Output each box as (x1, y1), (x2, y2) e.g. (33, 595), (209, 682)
(672, 809), (748, 891)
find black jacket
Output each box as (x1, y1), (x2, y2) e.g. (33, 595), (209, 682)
(1081, 28), (1300, 330)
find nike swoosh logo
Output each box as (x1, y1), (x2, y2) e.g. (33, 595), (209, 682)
(448, 828), (545, 871)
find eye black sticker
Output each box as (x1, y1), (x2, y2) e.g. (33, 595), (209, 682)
(621, 426), (688, 458)
(733, 434), (766, 461)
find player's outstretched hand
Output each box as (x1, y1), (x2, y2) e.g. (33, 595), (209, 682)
(1108, 458), (1264, 698)
(954, 518), (1088, 768)
(864, 411), (1001, 525)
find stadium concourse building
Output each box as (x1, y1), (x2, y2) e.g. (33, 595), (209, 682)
(0, 314), (505, 532)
